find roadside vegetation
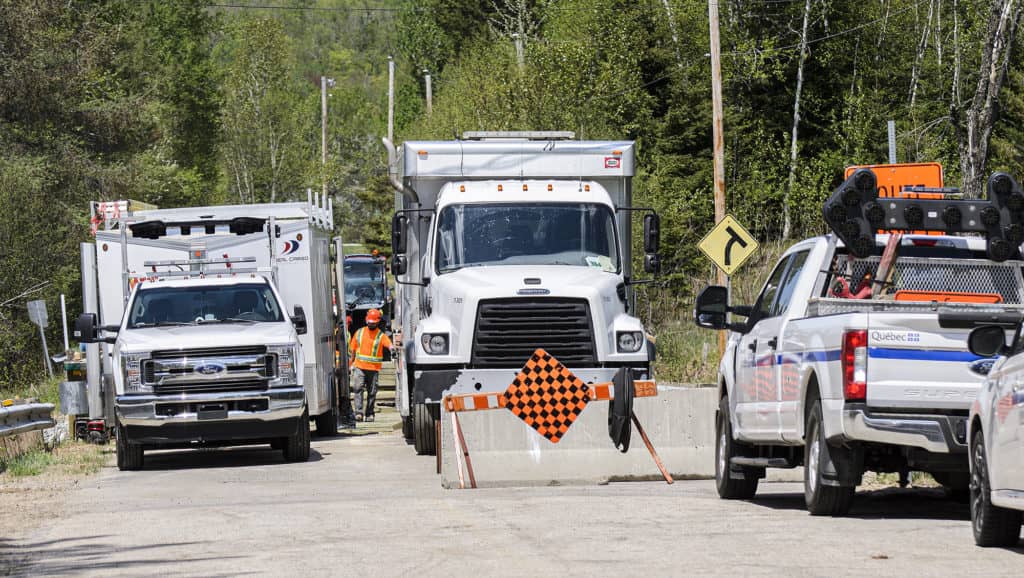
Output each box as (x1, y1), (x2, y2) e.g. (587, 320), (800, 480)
(3, 0), (1024, 390)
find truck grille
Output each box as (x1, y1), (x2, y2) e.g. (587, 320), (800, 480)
(472, 298), (596, 368)
(153, 380), (268, 395)
(150, 346), (267, 359)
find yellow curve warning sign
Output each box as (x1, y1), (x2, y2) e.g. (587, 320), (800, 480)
(698, 215), (759, 276)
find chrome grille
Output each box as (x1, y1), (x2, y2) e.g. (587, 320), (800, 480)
(472, 298), (596, 368)
(142, 345), (273, 395)
(150, 346), (267, 359)
(153, 380), (268, 395)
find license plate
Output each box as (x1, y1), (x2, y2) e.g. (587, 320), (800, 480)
(197, 404), (228, 420)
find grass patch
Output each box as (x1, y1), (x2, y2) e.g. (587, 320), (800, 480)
(0, 441), (107, 478)
(0, 374), (62, 406)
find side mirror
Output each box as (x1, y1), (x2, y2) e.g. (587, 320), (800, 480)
(74, 313), (99, 343)
(391, 214), (408, 255)
(967, 325), (1009, 358)
(291, 305), (308, 336)
(694, 285), (729, 330)
(643, 213), (660, 253)
(643, 253), (660, 274)
(391, 255), (408, 276)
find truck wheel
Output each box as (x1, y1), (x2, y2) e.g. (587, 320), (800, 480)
(413, 402), (438, 456)
(315, 379), (339, 437)
(715, 396), (760, 499)
(804, 400), (855, 516)
(283, 409), (311, 463)
(970, 428), (1022, 546)
(116, 423), (144, 471)
(402, 415), (415, 441)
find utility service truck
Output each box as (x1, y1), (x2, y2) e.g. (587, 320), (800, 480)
(383, 131), (660, 455)
(342, 250), (390, 333)
(694, 168), (1024, 515)
(75, 196), (341, 470)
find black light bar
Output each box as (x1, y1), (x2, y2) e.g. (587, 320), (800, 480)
(823, 169), (1024, 261)
(129, 217), (266, 239)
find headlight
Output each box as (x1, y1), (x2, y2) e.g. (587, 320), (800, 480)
(268, 344), (297, 386)
(122, 352), (152, 394)
(616, 331), (644, 353)
(421, 333), (449, 355)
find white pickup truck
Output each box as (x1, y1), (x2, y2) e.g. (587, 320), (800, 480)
(695, 232), (1024, 515)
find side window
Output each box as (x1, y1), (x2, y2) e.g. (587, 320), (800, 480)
(772, 251), (809, 316)
(754, 256), (791, 319)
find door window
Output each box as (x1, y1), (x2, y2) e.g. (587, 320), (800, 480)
(754, 256), (791, 320)
(772, 251), (809, 316)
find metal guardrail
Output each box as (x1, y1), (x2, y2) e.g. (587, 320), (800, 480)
(0, 403), (56, 438)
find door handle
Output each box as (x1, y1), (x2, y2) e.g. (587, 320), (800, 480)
(747, 340), (758, 352)
(767, 337), (778, 349)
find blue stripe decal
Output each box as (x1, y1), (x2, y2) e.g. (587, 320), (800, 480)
(775, 350), (841, 365)
(867, 347), (983, 362)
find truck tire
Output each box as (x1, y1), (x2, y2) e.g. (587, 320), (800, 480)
(283, 409), (311, 463)
(116, 423), (144, 471)
(413, 402), (438, 456)
(715, 396), (760, 499)
(804, 400), (855, 516)
(970, 428), (1022, 547)
(315, 378), (339, 437)
(402, 415), (415, 441)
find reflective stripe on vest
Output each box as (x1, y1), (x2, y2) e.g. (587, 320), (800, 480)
(355, 328), (385, 363)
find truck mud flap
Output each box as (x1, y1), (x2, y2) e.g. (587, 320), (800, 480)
(821, 441), (864, 487)
(413, 370), (460, 404)
(608, 368), (633, 453)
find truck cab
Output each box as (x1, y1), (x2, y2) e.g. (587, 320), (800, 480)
(385, 133), (659, 454)
(342, 252), (389, 332)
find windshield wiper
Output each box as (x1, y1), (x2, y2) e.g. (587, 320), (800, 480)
(133, 321), (193, 328)
(200, 317), (258, 324)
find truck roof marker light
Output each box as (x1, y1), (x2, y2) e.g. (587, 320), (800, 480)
(497, 184), (503, 192)
(459, 185), (465, 192)
(842, 330), (868, 401)
(585, 184), (590, 192)
(547, 184), (553, 192)
(612, 150), (622, 155)
(523, 184), (528, 191)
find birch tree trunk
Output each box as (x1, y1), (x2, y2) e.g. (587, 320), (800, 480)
(783, 0), (813, 240)
(952, 0), (1024, 198)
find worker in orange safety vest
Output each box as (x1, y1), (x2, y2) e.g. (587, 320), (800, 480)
(347, 308), (393, 422)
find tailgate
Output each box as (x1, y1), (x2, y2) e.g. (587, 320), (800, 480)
(865, 313), (985, 410)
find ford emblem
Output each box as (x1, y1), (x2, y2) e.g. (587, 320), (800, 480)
(194, 361), (226, 376)
(969, 359), (995, 376)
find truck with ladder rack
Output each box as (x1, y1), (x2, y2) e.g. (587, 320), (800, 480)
(383, 131), (661, 455)
(693, 167), (1024, 515)
(74, 195), (344, 470)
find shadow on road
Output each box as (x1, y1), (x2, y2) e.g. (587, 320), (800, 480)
(0, 535), (245, 576)
(138, 446), (323, 471)
(749, 486), (973, 521)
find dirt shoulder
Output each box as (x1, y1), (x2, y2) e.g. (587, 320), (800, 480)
(0, 442), (111, 575)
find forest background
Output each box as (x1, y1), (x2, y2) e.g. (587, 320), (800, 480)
(2, 0), (1023, 391)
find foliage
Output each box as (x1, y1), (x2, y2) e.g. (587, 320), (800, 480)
(2, 0), (1024, 387)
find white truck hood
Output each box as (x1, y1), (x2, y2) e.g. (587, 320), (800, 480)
(118, 322), (295, 352)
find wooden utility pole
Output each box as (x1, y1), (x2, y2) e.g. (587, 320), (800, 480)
(321, 75), (331, 200)
(708, 0), (727, 355)
(387, 56), (395, 143)
(424, 69), (433, 116)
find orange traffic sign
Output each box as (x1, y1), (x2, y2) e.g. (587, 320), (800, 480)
(844, 162), (943, 198)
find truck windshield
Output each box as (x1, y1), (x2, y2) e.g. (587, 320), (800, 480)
(344, 260), (386, 307)
(435, 203), (619, 274)
(126, 283), (284, 328)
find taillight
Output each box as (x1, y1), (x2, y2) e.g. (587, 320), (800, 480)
(842, 330), (868, 401)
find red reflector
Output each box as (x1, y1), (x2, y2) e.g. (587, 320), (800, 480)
(910, 239), (938, 247)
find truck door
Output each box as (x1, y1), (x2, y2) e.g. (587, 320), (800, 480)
(735, 255), (792, 440)
(991, 352), (1024, 492)
(768, 250), (810, 439)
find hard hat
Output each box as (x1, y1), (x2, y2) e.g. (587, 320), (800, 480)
(366, 309), (382, 323)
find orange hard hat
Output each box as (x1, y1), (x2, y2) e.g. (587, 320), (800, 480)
(366, 309), (382, 323)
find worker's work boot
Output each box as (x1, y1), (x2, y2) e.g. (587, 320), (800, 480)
(365, 414), (375, 422)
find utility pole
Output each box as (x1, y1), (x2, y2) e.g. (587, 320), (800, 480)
(387, 56), (395, 143)
(321, 76), (335, 200)
(424, 69), (433, 116)
(708, 0), (728, 356)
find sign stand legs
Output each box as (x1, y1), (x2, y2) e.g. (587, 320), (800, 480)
(631, 411), (673, 484)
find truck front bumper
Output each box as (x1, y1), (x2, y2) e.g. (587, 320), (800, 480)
(116, 387), (306, 445)
(412, 366), (651, 404)
(841, 406), (968, 454)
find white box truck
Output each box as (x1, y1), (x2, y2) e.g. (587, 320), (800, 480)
(383, 132), (660, 454)
(74, 196), (341, 469)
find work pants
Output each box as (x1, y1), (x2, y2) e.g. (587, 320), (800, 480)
(352, 367), (379, 417)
